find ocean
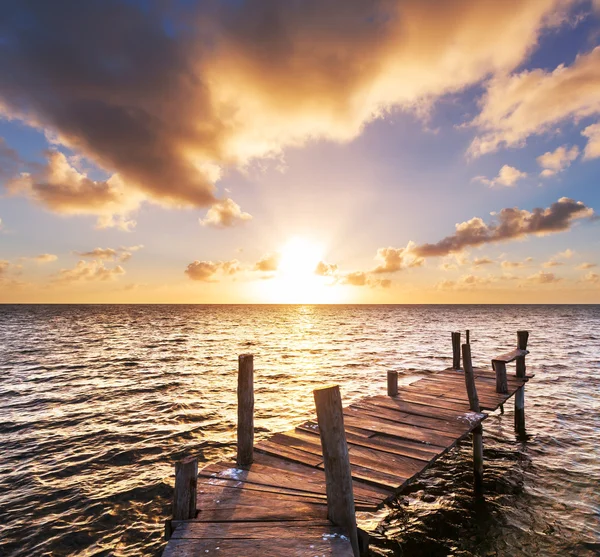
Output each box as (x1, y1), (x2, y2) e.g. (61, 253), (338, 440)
(0, 304), (598, 556)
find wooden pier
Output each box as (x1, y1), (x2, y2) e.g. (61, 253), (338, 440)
(162, 331), (533, 556)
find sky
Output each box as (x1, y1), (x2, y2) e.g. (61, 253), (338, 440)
(0, 0), (599, 304)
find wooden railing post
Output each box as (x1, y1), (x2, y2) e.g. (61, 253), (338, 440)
(466, 329), (470, 345)
(387, 370), (398, 396)
(314, 385), (360, 557)
(515, 331), (529, 435)
(462, 343), (483, 492)
(492, 359), (508, 393)
(237, 354), (254, 467)
(451, 331), (461, 369)
(172, 456), (198, 521)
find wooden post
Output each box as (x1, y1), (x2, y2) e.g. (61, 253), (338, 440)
(515, 331), (529, 435)
(516, 330), (529, 378)
(462, 343), (483, 491)
(452, 331), (461, 369)
(172, 456), (198, 521)
(461, 344), (480, 412)
(237, 354), (254, 467)
(314, 385), (360, 557)
(466, 329), (470, 345)
(387, 370), (398, 396)
(492, 359), (508, 393)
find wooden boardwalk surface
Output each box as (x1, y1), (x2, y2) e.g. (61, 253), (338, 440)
(162, 366), (532, 556)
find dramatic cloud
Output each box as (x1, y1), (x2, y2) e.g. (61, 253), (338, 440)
(582, 122), (600, 159)
(254, 252), (280, 272)
(474, 165), (527, 187)
(199, 198), (252, 228)
(470, 46), (600, 156)
(412, 197), (595, 258)
(54, 260), (126, 283)
(315, 261), (338, 277)
(537, 145), (579, 177)
(185, 260), (241, 282)
(576, 262), (597, 270)
(372, 245), (424, 274)
(0, 0), (579, 219)
(5, 150), (141, 230)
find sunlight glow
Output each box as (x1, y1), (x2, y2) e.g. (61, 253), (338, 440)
(258, 236), (344, 303)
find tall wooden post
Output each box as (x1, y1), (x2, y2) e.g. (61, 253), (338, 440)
(172, 456), (198, 521)
(314, 386), (360, 557)
(462, 343), (483, 492)
(237, 354), (254, 467)
(466, 329), (470, 345)
(452, 331), (461, 369)
(515, 331), (529, 435)
(387, 370), (398, 396)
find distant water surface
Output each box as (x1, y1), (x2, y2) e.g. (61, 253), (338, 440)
(0, 305), (598, 556)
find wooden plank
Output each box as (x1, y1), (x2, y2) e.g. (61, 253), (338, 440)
(358, 396), (471, 422)
(172, 520), (335, 539)
(255, 438), (323, 468)
(342, 413), (456, 447)
(163, 535), (355, 556)
(346, 402), (472, 436)
(493, 348), (529, 363)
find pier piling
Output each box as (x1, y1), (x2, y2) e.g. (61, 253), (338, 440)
(462, 343), (483, 491)
(515, 331), (529, 435)
(466, 329), (470, 345)
(452, 331), (461, 369)
(172, 456), (198, 521)
(493, 360), (508, 394)
(237, 354), (254, 467)
(387, 370), (398, 396)
(314, 385), (360, 557)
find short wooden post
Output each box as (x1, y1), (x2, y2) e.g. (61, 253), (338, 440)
(237, 354), (254, 467)
(462, 343), (483, 491)
(466, 329), (470, 345)
(172, 456), (198, 521)
(492, 359), (508, 393)
(314, 385), (360, 557)
(387, 370), (398, 396)
(515, 331), (529, 435)
(452, 331), (461, 369)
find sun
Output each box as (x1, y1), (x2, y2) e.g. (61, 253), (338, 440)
(257, 236), (343, 303)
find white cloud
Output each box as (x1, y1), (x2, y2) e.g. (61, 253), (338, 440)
(199, 198), (252, 228)
(474, 165), (527, 187)
(537, 145), (579, 177)
(581, 122), (600, 159)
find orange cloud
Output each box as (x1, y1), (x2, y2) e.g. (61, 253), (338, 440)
(315, 261), (338, 277)
(185, 260), (241, 282)
(474, 165), (527, 187)
(54, 260), (126, 283)
(199, 198), (252, 228)
(537, 145), (579, 177)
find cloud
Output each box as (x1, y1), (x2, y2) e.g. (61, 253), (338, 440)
(0, 0), (579, 218)
(472, 257), (495, 267)
(372, 244), (424, 274)
(474, 165), (527, 187)
(315, 260), (338, 276)
(185, 260), (241, 282)
(74, 246), (142, 262)
(581, 272), (600, 284)
(30, 254), (58, 263)
(436, 274), (496, 290)
(543, 248), (574, 267)
(537, 145), (579, 177)
(501, 257), (533, 269)
(199, 198), (252, 228)
(54, 260), (126, 283)
(581, 122), (600, 159)
(0, 137), (19, 180)
(5, 150), (142, 229)
(469, 46), (600, 156)
(0, 260), (10, 276)
(255, 252), (280, 272)
(576, 262), (597, 270)
(526, 271), (561, 284)
(341, 271), (368, 287)
(412, 197), (595, 258)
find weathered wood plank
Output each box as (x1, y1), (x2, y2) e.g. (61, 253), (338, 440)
(493, 348), (529, 363)
(171, 520), (335, 539)
(255, 438), (323, 468)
